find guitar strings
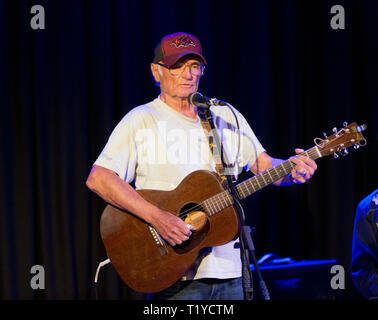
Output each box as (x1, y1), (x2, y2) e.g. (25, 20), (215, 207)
(177, 202), (207, 220)
(176, 191), (231, 220)
(175, 148), (318, 220)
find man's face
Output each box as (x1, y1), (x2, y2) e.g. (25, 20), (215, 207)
(151, 57), (203, 100)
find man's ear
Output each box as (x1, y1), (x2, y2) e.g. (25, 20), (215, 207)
(150, 63), (161, 82)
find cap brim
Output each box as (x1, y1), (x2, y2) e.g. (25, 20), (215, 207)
(162, 51), (207, 66)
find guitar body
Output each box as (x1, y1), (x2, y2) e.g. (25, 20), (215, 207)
(100, 170), (240, 293)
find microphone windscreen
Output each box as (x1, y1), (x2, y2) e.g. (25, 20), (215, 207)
(188, 92), (202, 105)
(188, 92), (208, 106)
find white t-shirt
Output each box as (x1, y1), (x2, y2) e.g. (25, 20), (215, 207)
(94, 96), (265, 280)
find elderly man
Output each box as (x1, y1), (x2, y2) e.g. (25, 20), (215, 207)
(86, 32), (317, 300)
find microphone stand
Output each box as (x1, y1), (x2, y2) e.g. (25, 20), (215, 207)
(200, 105), (270, 301)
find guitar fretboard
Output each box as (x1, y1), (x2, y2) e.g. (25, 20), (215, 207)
(202, 146), (321, 216)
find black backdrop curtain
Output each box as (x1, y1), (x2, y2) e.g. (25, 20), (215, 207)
(0, 0), (377, 299)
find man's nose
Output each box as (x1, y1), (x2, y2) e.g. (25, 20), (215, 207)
(181, 65), (193, 79)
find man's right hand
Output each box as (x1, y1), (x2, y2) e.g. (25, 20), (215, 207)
(150, 209), (193, 246)
(86, 165), (193, 246)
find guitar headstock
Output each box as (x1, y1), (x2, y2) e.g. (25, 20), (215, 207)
(315, 122), (367, 158)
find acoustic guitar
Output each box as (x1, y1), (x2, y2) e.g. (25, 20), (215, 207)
(100, 122), (366, 293)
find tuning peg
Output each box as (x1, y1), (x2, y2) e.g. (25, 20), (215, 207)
(343, 122), (348, 127)
(332, 127), (338, 133)
(323, 132), (327, 138)
(336, 149), (349, 157)
(333, 153), (339, 159)
(354, 144), (360, 149)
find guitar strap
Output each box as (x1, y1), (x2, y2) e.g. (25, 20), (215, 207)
(197, 106), (236, 185)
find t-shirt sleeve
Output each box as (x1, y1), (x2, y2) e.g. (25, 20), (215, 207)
(236, 110), (266, 171)
(93, 111), (139, 183)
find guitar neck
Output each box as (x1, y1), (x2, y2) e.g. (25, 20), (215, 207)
(201, 146), (322, 216)
(236, 146), (321, 200)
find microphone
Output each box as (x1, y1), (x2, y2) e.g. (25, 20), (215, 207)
(188, 92), (227, 107)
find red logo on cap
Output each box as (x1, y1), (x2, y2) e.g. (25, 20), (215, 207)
(171, 35), (195, 48)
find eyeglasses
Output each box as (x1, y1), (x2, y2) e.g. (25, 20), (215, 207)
(156, 61), (205, 77)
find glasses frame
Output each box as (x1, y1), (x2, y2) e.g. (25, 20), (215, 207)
(156, 61), (205, 77)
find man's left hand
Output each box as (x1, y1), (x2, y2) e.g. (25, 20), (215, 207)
(289, 148), (318, 184)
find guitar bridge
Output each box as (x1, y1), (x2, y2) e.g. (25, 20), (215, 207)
(148, 226), (168, 256)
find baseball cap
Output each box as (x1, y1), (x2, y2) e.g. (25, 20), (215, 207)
(153, 32), (207, 67)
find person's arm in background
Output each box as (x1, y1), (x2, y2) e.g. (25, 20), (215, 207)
(351, 191), (378, 299)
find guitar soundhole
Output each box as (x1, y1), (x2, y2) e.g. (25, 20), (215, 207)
(174, 202), (210, 255)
